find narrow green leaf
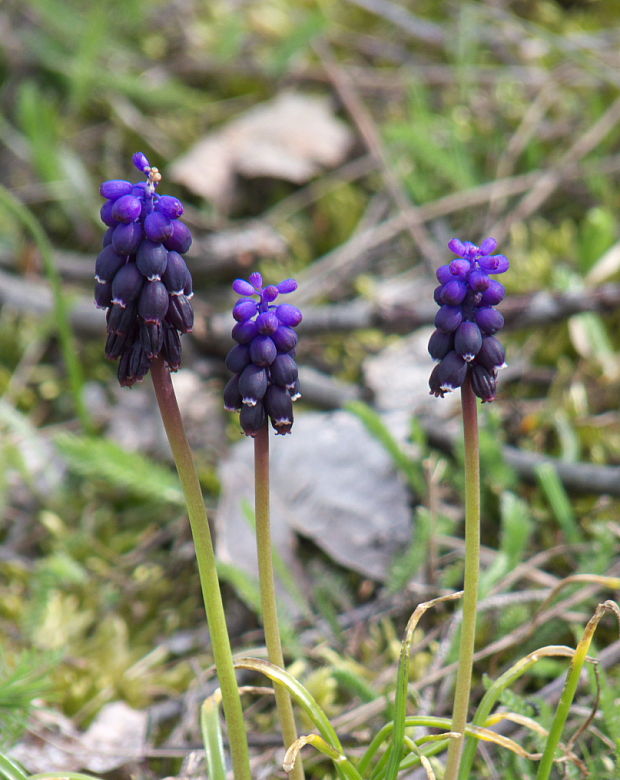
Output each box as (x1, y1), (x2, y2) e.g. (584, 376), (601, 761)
(200, 694), (227, 780)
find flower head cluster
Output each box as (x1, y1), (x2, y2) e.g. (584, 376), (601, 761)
(429, 238), (508, 402)
(224, 273), (302, 436)
(95, 153), (194, 386)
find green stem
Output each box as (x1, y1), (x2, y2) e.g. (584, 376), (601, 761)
(150, 358), (251, 780)
(444, 377), (481, 780)
(254, 425), (305, 780)
(0, 184), (91, 431)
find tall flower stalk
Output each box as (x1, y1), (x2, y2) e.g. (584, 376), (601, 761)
(95, 155), (251, 779)
(225, 274), (305, 778)
(428, 238), (509, 779)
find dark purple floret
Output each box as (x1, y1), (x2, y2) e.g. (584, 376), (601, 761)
(111, 194), (142, 223)
(429, 237), (508, 402)
(138, 280), (169, 322)
(225, 344), (251, 374)
(238, 364), (269, 406)
(470, 364), (497, 403)
(428, 329), (453, 361)
(429, 351), (468, 397)
(249, 335), (277, 366)
(144, 211), (173, 242)
(440, 279), (467, 306)
(166, 294), (194, 333)
(240, 403), (267, 437)
(476, 336), (506, 372)
(225, 273), (302, 436)
(112, 222), (144, 255)
(162, 251), (190, 294)
(112, 262), (144, 305)
(264, 385), (294, 434)
(136, 240), (168, 280)
(94, 280), (113, 309)
(480, 280), (505, 306)
(107, 301), (137, 334)
(95, 246), (125, 283)
(454, 321), (482, 362)
(140, 321), (164, 357)
(270, 353), (298, 388)
(272, 325), (298, 353)
(435, 305), (463, 334)
(475, 307), (504, 335)
(232, 320), (258, 344)
(161, 324), (182, 370)
(164, 220), (193, 253)
(223, 375), (243, 412)
(96, 154), (194, 385)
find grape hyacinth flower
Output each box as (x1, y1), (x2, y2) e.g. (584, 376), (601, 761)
(224, 273), (302, 437)
(95, 153), (194, 386)
(428, 237), (509, 402)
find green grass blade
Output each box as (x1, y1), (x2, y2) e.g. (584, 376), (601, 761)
(0, 754), (28, 780)
(347, 401), (426, 496)
(55, 433), (184, 505)
(0, 185), (91, 431)
(536, 601), (620, 780)
(200, 693), (227, 780)
(535, 462), (582, 545)
(234, 657), (343, 751)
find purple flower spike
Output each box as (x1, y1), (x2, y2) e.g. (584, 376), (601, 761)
(233, 279), (259, 297)
(233, 299), (259, 322)
(429, 237), (509, 401)
(262, 285), (279, 303)
(277, 279), (298, 294)
(100, 180), (133, 200)
(441, 279), (467, 306)
(479, 237), (498, 255)
(133, 152), (151, 173)
(111, 194), (142, 223)
(157, 195), (184, 219)
(225, 273), (302, 435)
(449, 259), (471, 277)
(276, 304), (303, 327)
(96, 155), (194, 383)
(448, 238), (467, 256)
